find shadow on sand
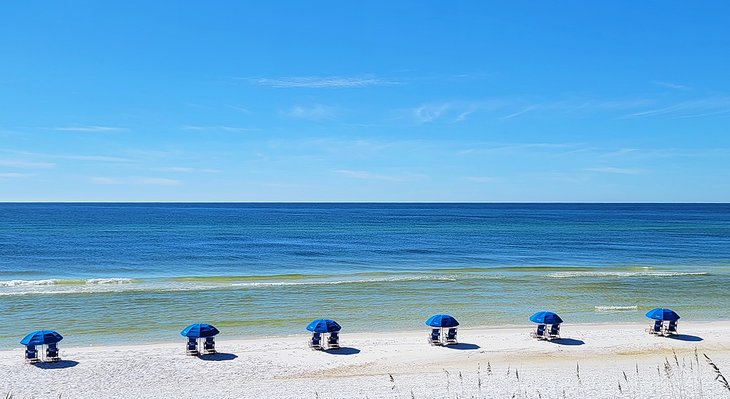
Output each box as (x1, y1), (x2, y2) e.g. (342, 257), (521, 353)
(197, 353), (238, 361)
(668, 334), (703, 342)
(325, 347), (361, 355)
(443, 343), (481, 350)
(34, 360), (79, 369)
(549, 338), (585, 346)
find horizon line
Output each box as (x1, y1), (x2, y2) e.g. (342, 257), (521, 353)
(0, 201), (728, 205)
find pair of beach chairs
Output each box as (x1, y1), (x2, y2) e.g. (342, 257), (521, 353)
(530, 324), (560, 340)
(24, 343), (61, 364)
(648, 320), (678, 336)
(308, 332), (340, 350)
(186, 337), (217, 356)
(428, 328), (458, 346)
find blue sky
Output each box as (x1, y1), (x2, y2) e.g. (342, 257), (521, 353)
(1, 1), (729, 201)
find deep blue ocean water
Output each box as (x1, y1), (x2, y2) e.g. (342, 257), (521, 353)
(1, 203), (728, 349)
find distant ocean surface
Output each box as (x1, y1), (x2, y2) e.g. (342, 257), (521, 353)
(1, 203), (729, 349)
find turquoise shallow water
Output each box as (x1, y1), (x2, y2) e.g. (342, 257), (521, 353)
(0, 203), (729, 349)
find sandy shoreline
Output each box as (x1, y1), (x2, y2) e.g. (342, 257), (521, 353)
(2, 321), (730, 398)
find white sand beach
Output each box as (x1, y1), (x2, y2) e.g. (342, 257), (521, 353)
(2, 321), (730, 398)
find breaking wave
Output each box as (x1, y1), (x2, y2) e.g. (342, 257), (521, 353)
(549, 271), (708, 279)
(594, 305), (639, 312)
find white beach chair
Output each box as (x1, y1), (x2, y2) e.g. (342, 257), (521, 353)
(647, 320), (663, 335)
(530, 324), (547, 340)
(445, 328), (458, 345)
(428, 328), (442, 346)
(308, 333), (323, 350)
(546, 324), (560, 340)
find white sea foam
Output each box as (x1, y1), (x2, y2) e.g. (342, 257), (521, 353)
(549, 271), (708, 279)
(230, 275), (461, 287)
(85, 278), (134, 285)
(0, 279), (58, 287)
(594, 305), (639, 312)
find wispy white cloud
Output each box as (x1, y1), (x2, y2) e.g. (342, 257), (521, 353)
(601, 148), (638, 157)
(90, 177), (120, 185)
(183, 125), (257, 133)
(334, 169), (404, 182)
(0, 172), (31, 178)
(244, 75), (392, 89)
(585, 167), (646, 175)
(227, 105), (252, 113)
(138, 177), (181, 186)
(500, 105), (537, 120)
(670, 109), (730, 119)
(458, 142), (579, 156)
(281, 104), (335, 120)
(622, 97), (730, 119)
(412, 103), (450, 124)
(406, 98), (655, 124)
(154, 167), (221, 173)
(54, 126), (126, 132)
(0, 159), (55, 169)
(652, 81), (691, 91)
(464, 176), (496, 183)
(91, 177), (182, 186)
(62, 155), (135, 162)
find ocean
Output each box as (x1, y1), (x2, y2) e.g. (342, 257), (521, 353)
(1, 203), (728, 349)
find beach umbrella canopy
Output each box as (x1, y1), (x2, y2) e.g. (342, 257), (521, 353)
(180, 323), (220, 338)
(529, 311), (564, 325)
(425, 314), (460, 328)
(306, 319), (341, 333)
(646, 308), (680, 321)
(20, 330), (63, 346)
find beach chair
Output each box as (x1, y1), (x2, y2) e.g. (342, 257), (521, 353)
(46, 343), (61, 362)
(308, 333), (323, 350)
(327, 332), (340, 349)
(648, 320), (663, 335)
(203, 337), (216, 354)
(445, 328), (458, 345)
(530, 324), (546, 340)
(547, 324), (561, 340)
(665, 320), (678, 336)
(186, 337), (199, 355)
(24, 345), (39, 364)
(428, 328), (442, 346)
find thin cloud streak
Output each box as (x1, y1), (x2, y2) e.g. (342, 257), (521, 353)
(601, 148), (638, 157)
(54, 126), (126, 132)
(334, 169), (403, 182)
(458, 142), (578, 156)
(91, 177), (182, 186)
(154, 167), (221, 173)
(62, 155), (135, 162)
(281, 104), (335, 120)
(585, 167), (646, 175)
(464, 176), (496, 183)
(622, 98), (730, 119)
(652, 81), (691, 91)
(183, 125), (257, 132)
(244, 76), (394, 89)
(0, 172), (31, 178)
(0, 159), (55, 169)
(500, 105), (537, 120)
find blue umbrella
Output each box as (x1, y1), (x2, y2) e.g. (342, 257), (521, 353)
(180, 323), (220, 338)
(425, 314), (460, 328)
(306, 319), (342, 333)
(20, 330), (63, 346)
(646, 308), (680, 321)
(529, 311), (564, 325)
